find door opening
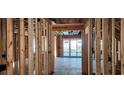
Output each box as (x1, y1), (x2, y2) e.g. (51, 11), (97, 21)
(63, 39), (82, 57)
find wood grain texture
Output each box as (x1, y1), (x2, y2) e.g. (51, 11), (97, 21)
(95, 18), (101, 75)
(121, 18), (124, 74)
(112, 18), (115, 75)
(19, 18), (25, 75)
(7, 18), (14, 75)
(28, 18), (34, 75)
(102, 19), (109, 75)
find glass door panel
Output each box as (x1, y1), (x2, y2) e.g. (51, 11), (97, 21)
(77, 40), (82, 56)
(63, 40), (69, 56)
(70, 40), (76, 56)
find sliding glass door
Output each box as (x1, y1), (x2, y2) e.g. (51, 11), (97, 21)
(63, 39), (82, 57)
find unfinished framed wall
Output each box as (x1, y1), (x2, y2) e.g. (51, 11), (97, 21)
(0, 18), (123, 75)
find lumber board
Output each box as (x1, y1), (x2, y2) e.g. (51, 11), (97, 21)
(81, 30), (85, 74)
(121, 18), (124, 74)
(45, 20), (49, 75)
(28, 18), (34, 75)
(112, 19), (116, 75)
(102, 19), (109, 75)
(6, 18), (14, 75)
(85, 32), (88, 75)
(38, 20), (42, 74)
(82, 30), (88, 75)
(19, 18), (25, 75)
(88, 19), (93, 75)
(95, 18), (101, 75)
(35, 18), (39, 75)
(1, 19), (7, 74)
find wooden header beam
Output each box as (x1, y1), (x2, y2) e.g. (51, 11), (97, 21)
(52, 23), (84, 31)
